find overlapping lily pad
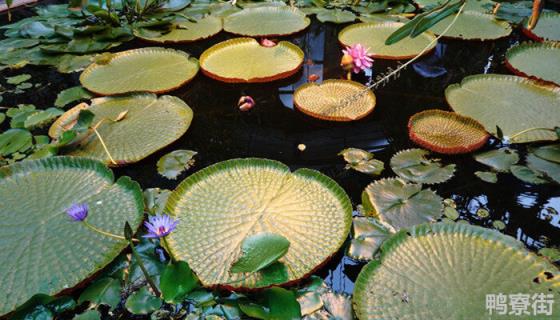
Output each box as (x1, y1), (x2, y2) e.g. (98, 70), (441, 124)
(294, 80), (376, 121)
(135, 16), (223, 43)
(505, 42), (560, 86)
(390, 149), (456, 184)
(353, 223), (560, 320)
(80, 47), (199, 95)
(408, 109), (489, 154)
(50, 94), (193, 166)
(363, 178), (443, 231)
(338, 22), (437, 60)
(165, 158), (352, 288)
(446, 74), (560, 143)
(413, 0), (495, 12)
(0, 157), (143, 316)
(429, 11), (512, 40)
(200, 38), (304, 83)
(522, 12), (560, 42)
(223, 6), (310, 37)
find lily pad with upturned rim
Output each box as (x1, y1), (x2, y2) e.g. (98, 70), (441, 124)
(134, 16), (223, 44)
(408, 109), (489, 154)
(445, 74), (560, 143)
(429, 11), (512, 40)
(505, 42), (560, 86)
(522, 12), (560, 42)
(50, 94), (193, 166)
(353, 222), (560, 320)
(338, 22), (437, 60)
(363, 178), (443, 231)
(293, 80), (376, 121)
(199, 38), (304, 83)
(165, 158), (352, 289)
(79, 47), (199, 95)
(0, 156), (143, 317)
(223, 6), (310, 37)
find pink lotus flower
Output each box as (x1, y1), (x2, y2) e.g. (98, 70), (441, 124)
(341, 44), (373, 74)
(260, 39), (276, 47)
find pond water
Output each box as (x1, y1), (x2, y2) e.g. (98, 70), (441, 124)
(1, 4), (560, 311)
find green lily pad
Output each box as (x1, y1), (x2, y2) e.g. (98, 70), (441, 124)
(348, 217), (392, 261)
(363, 178), (443, 231)
(505, 42), (560, 86)
(135, 16), (223, 43)
(353, 223), (560, 320)
(200, 38), (304, 83)
(446, 74), (560, 143)
(474, 148), (519, 172)
(474, 170), (498, 183)
(338, 22), (437, 60)
(80, 47), (199, 95)
(316, 9), (357, 24)
(51, 94), (193, 166)
(0, 128), (32, 156)
(224, 6), (310, 36)
(230, 232), (290, 273)
(533, 144), (560, 163)
(429, 11), (512, 40)
(522, 12), (560, 42)
(527, 153), (560, 184)
(414, 0), (494, 11)
(6, 74), (32, 85)
(160, 261), (198, 303)
(55, 86), (94, 108)
(125, 287), (162, 315)
(0, 157), (144, 316)
(339, 148), (384, 175)
(157, 149), (197, 180)
(510, 165), (548, 184)
(165, 158), (352, 288)
(78, 277), (122, 309)
(390, 148), (456, 184)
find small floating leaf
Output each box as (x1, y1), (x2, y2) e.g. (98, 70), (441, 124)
(78, 277), (122, 309)
(160, 261), (198, 303)
(125, 287), (162, 315)
(429, 11), (512, 40)
(339, 147), (384, 175)
(390, 148), (456, 184)
(316, 9), (357, 24)
(0, 128), (32, 156)
(55, 86), (94, 108)
(474, 170), (498, 183)
(526, 153), (560, 184)
(510, 165), (548, 184)
(230, 232), (290, 273)
(533, 144), (560, 163)
(348, 217), (392, 261)
(157, 149), (197, 180)
(474, 148), (519, 172)
(6, 73), (31, 85)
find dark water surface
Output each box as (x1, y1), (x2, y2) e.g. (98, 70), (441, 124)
(1, 7), (560, 299)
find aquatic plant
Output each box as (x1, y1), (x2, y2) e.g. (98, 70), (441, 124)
(66, 203), (89, 221)
(223, 6), (310, 37)
(339, 147), (384, 175)
(143, 214), (179, 238)
(505, 41), (560, 86)
(238, 95), (256, 111)
(390, 148), (456, 184)
(341, 44), (373, 74)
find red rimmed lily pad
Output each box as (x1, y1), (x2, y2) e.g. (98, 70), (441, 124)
(522, 12), (560, 42)
(505, 41), (560, 86)
(408, 109), (489, 154)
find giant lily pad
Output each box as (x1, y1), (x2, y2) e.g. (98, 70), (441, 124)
(363, 178), (443, 231)
(429, 11), (512, 40)
(414, 0), (494, 12)
(0, 157), (143, 316)
(135, 16), (223, 43)
(338, 22), (437, 60)
(353, 223), (560, 320)
(505, 42), (560, 86)
(80, 47), (199, 95)
(50, 94), (193, 166)
(390, 148), (456, 184)
(293, 80), (376, 121)
(165, 158), (352, 288)
(224, 6), (310, 37)
(446, 74), (560, 143)
(200, 38), (304, 83)
(408, 109), (489, 154)
(522, 12), (560, 42)
(474, 148), (519, 172)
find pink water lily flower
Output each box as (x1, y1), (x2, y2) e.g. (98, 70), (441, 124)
(341, 44), (373, 74)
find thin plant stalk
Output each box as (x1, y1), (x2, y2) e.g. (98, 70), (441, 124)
(160, 236), (175, 262)
(129, 238), (161, 297)
(83, 221), (140, 242)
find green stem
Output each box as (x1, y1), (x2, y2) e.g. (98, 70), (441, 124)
(160, 237), (175, 262)
(509, 127), (555, 142)
(130, 239), (161, 297)
(83, 220), (139, 242)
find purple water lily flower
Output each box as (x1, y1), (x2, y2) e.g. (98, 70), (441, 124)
(67, 203), (89, 221)
(144, 214), (178, 238)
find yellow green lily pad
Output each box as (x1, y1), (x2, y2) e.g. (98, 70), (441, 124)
(200, 38), (304, 83)
(505, 42), (560, 86)
(338, 22), (437, 60)
(429, 11), (512, 40)
(134, 16), (223, 44)
(224, 6), (310, 37)
(523, 12), (560, 42)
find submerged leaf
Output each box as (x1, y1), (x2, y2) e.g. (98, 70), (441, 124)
(157, 149), (197, 180)
(231, 232), (290, 273)
(390, 148), (455, 184)
(474, 148), (519, 172)
(526, 153), (560, 184)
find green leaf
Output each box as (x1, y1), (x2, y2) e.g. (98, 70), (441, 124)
(264, 287), (301, 320)
(160, 261), (198, 303)
(6, 74), (31, 85)
(125, 287), (162, 315)
(55, 86), (94, 108)
(230, 232), (290, 273)
(474, 148), (519, 172)
(385, 10), (430, 45)
(390, 148), (455, 184)
(239, 302), (269, 320)
(539, 247), (560, 262)
(316, 8), (357, 24)
(348, 217), (392, 261)
(410, 0), (463, 38)
(223, 6), (310, 36)
(526, 153), (560, 184)
(533, 144), (560, 163)
(157, 149), (197, 180)
(474, 171), (498, 183)
(339, 148), (384, 175)
(143, 188), (172, 215)
(24, 108), (64, 130)
(510, 165), (548, 184)
(78, 277), (122, 309)
(11, 294), (55, 320)
(46, 296), (76, 313)
(73, 310), (101, 320)
(255, 262), (289, 287)
(0, 128), (32, 156)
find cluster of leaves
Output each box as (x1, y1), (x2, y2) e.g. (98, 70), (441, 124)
(474, 144), (560, 185)
(298, 0), (415, 24)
